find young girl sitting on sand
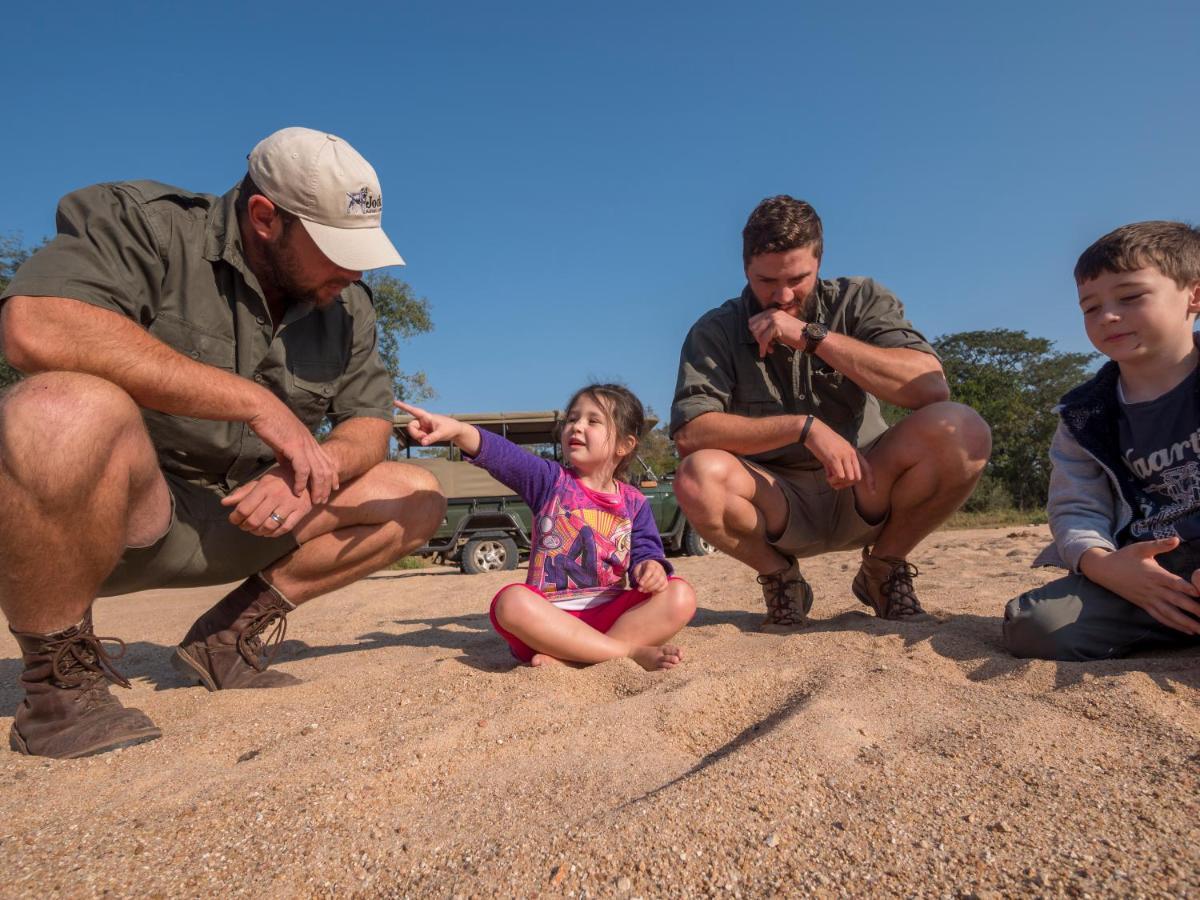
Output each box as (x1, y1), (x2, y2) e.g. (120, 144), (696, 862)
(396, 384), (696, 670)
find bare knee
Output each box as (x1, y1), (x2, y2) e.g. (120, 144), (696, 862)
(0, 373), (149, 486)
(356, 461), (447, 535)
(492, 585), (542, 628)
(930, 402), (990, 460)
(675, 450), (740, 516)
(3, 372), (140, 435)
(663, 579), (698, 625)
(903, 402), (991, 472)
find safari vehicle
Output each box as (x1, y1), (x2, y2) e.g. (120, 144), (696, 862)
(393, 410), (715, 573)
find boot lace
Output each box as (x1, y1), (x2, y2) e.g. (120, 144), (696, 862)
(236, 606), (289, 672)
(881, 560), (923, 618)
(757, 567), (811, 627)
(48, 629), (133, 691)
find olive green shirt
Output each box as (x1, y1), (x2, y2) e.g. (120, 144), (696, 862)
(2, 180), (393, 488)
(670, 277), (936, 470)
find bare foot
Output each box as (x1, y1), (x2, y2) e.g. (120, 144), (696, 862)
(529, 653), (566, 667)
(629, 644), (683, 671)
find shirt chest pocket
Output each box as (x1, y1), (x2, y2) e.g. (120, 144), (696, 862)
(287, 359), (341, 429)
(148, 313), (235, 370)
(811, 364), (864, 420)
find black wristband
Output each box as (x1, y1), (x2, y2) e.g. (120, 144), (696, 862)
(800, 414), (815, 444)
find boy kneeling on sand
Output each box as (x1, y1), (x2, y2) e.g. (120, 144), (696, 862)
(1005, 221), (1200, 660)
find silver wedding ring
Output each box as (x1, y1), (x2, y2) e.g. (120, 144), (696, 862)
(269, 512), (285, 524)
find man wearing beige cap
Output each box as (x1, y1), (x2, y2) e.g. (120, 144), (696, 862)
(0, 127), (445, 758)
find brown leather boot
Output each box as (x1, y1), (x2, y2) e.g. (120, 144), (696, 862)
(171, 574), (301, 691)
(756, 557), (813, 631)
(851, 546), (926, 619)
(9, 611), (161, 759)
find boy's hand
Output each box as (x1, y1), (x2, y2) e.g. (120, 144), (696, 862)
(1079, 538), (1200, 635)
(803, 418), (875, 492)
(633, 559), (669, 594)
(394, 400), (482, 457)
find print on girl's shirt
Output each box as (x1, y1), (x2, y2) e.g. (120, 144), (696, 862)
(531, 493), (632, 599)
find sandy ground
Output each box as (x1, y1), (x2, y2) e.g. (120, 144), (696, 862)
(1, 524), (1198, 898)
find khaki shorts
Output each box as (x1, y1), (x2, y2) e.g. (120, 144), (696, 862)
(743, 436), (887, 560)
(99, 471), (299, 597)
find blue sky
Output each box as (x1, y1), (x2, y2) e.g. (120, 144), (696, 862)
(5, 1), (1199, 423)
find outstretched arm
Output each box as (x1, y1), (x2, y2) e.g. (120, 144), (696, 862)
(394, 400), (481, 455)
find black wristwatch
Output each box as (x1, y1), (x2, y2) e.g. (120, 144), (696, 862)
(802, 322), (828, 354)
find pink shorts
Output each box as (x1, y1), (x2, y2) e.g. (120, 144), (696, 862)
(488, 581), (677, 663)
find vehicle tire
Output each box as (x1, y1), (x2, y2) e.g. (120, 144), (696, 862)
(682, 523), (717, 557)
(461, 537), (519, 574)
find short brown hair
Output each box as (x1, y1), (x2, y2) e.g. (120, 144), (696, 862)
(742, 195), (824, 265)
(1074, 220), (1200, 288)
(561, 383), (646, 480)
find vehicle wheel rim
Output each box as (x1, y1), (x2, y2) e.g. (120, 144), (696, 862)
(698, 537), (715, 554)
(474, 541), (506, 571)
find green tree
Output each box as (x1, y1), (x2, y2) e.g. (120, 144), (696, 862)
(365, 271), (435, 402)
(638, 422), (679, 477)
(933, 329), (1098, 510)
(0, 234), (35, 390)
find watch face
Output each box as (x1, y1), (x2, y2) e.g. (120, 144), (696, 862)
(803, 323), (827, 353)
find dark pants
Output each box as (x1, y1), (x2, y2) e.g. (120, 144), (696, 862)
(1003, 542), (1200, 661)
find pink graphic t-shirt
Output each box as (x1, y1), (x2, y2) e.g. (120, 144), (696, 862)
(468, 429), (671, 610)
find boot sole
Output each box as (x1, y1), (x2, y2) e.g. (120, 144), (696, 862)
(10, 724), (162, 759)
(171, 647), (219, 692)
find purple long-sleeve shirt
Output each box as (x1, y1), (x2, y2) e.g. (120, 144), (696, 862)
(468, 429), (672, 610)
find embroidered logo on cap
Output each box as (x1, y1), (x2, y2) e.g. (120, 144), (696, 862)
(346, 187), (382, 215)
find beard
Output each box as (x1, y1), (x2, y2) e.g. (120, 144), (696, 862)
(258, 222), (326, 307)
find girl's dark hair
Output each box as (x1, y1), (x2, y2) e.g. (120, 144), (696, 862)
(561, 383), (646, 480)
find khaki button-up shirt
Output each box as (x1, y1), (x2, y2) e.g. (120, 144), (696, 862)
(670, 277), (935, 471)
(2, 180), (393, 489)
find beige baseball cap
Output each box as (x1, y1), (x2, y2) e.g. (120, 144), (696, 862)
(248, 127), (405, 271)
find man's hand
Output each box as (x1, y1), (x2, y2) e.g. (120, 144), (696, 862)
(633, 559), (669, 594)
(247, 399), (339, 504)
(1079, 538), (1200, 635)
(221, 464), (315, 536)
(748, 309), (807, 358)
(803, 418), (875, 492)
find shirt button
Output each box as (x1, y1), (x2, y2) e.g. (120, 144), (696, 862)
(254, 374), (265, 383)
(256, 316), (266, 325)
(189, 351), (200, 359)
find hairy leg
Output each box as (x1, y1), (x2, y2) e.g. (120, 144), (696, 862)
(493, 586), (685, 671)
(261, 461), (446, 604)
(0, 373), (170, 632)
(855, 401), (991, 559)
(674, 449), (792, 575)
